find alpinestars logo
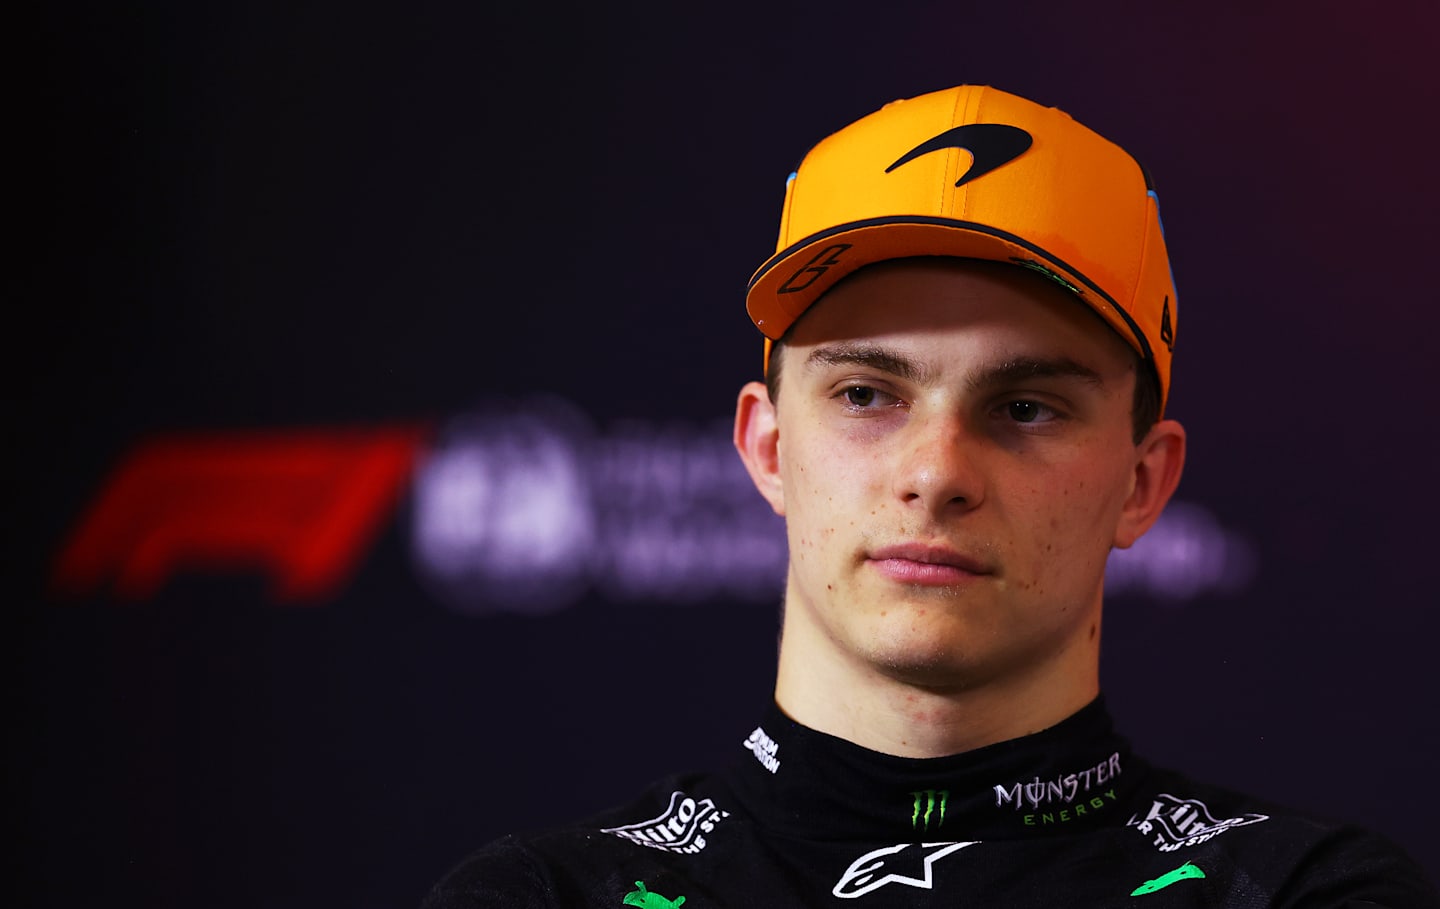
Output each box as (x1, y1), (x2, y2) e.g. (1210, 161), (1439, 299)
(1127, 793), (1268, 852)
(832, 841), (979, 899)
(602, 790), (730, 855)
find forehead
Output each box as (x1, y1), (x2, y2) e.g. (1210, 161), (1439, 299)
(782, 258), (1138, 378)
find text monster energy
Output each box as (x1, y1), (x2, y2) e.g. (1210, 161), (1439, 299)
(911, 789), (948, 830)
(994, 751), (1122, 811)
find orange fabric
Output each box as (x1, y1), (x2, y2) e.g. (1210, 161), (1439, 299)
(746, 85), (1176, 413)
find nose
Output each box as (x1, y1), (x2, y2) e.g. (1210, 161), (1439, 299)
(891, 409), (986, 516)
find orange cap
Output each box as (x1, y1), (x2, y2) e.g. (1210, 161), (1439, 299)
(746, 84), (1177, 412)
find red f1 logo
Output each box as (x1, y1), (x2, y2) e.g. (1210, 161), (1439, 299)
(52, 426), (427, 603)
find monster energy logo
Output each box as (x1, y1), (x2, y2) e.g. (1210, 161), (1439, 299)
(910, 789), (948, 830)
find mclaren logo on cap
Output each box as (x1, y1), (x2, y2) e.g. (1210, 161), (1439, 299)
(886, 123), (1033, 187)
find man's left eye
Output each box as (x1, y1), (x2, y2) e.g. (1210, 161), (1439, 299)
(1007, 400), (1054, 423)
(843, 386), (881, 407)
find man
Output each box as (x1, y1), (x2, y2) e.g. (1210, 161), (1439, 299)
(424, 85), (1438, 906)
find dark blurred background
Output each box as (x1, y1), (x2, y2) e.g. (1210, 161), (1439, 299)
(17, 1), (1439, 906)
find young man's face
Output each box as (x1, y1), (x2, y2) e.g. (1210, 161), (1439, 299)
(737, 258), (1182, 693)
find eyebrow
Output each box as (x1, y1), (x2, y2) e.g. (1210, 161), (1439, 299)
(967, 357), (1107, 392)
(805, 344), (1108, 391)
(805, 343), (933, 384)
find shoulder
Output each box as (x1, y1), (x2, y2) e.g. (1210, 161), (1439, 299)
(420, 772), (735, 909)
(1129, 765), (1439, 907)
(420, 834), (553, 909)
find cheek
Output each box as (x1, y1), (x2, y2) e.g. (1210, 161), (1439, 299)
(1015, 458), (1133, 572)
(780, 435), (876, 556)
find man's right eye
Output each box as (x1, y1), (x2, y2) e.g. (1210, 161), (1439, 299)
(840, 385), (907, 410)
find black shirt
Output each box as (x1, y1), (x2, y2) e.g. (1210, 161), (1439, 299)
(423, 698), (1438, 907)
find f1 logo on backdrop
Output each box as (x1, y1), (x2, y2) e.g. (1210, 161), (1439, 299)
(51, 427), (427, 603)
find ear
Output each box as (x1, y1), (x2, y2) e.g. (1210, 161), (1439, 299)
(733, 380), (786, 517)
(1113, 418), (1186, 549)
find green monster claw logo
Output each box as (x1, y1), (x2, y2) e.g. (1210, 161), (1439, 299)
(1131, 862), (1205, 896)
(911, 789), (948, 830)
(623, 880), (686, 908)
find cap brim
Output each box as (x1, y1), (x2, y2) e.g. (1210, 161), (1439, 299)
(746, 217), (1154, 367)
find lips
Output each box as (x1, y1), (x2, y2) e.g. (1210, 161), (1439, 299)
(866, 543), (994, 585)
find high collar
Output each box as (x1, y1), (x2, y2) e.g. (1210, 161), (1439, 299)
(725, 697), (1144, 842)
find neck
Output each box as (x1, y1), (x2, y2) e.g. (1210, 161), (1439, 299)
(773, 597), (1102, 759)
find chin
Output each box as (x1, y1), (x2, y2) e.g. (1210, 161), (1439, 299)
(860, 622), (986, 687)
(876, 656), (990, 692)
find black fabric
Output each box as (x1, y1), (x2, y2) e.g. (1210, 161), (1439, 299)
(423, 698), (1438, 907)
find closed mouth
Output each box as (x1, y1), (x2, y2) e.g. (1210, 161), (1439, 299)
(866, 543), (993, 576)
